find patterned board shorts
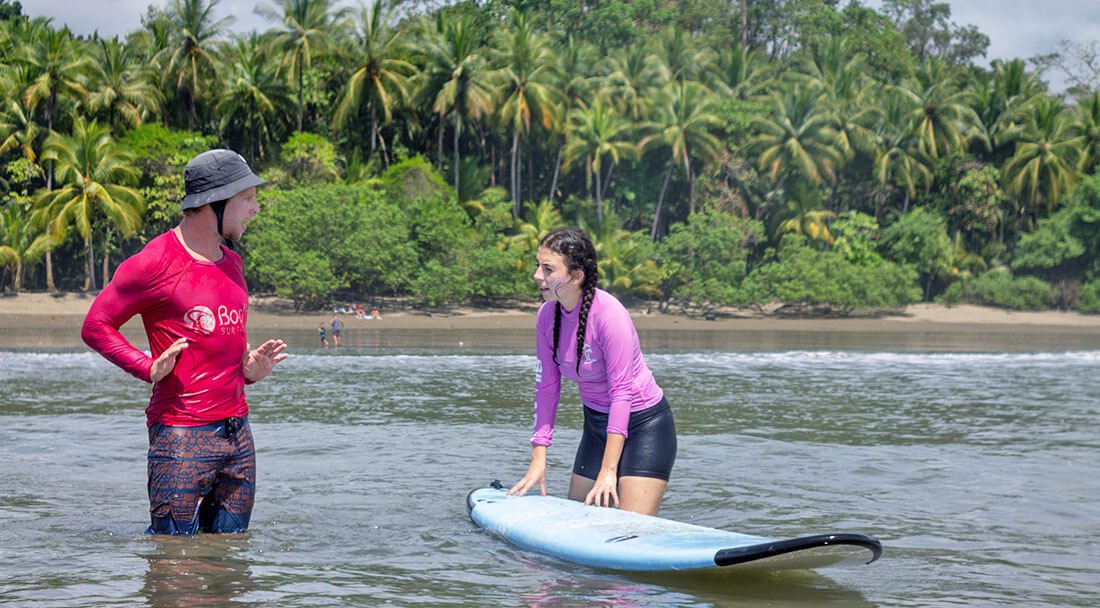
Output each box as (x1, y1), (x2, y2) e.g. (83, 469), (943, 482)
(146, 417), (256, 535)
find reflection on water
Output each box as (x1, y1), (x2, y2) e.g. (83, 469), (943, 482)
(140, 535), (256, 608)
(1, 340), (1099, 607)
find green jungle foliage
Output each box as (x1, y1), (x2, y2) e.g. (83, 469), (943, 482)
(1, 0), (1098, 313)
(942, 270), (1057, 310)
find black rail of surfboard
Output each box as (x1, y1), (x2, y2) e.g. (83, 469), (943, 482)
(714, 533), (883, 567)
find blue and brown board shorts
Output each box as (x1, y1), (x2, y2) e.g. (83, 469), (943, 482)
(146, 416), (255, 535)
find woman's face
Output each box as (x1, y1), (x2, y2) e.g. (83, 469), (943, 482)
(534, 246), (582, 305)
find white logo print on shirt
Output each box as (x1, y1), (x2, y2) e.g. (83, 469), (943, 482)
(183, 306), (216, 333)
(183, 304), (246, 335)
(582, 344), (597, 365)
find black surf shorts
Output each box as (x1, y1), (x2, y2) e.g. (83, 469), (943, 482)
(572, 397), (677, 481)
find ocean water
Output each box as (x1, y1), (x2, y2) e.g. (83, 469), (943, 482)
(1, 331), (1098, 607)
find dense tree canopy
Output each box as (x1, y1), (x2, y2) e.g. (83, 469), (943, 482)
(1, 0), (1098, 313)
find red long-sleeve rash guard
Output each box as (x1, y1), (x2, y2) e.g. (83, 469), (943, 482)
(81, 230), (250, 427)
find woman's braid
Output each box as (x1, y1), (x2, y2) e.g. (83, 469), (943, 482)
(540, 228), (600, 373)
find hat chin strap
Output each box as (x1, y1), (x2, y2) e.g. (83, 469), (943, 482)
(209, 200), (233, 248)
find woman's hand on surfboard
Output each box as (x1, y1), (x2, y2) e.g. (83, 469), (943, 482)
(150, 338), (188, 382)
(508, 446), (548, 497)
(584, 469), (620, 508)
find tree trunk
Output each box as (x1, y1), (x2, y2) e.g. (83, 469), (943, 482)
(490, 143), (497, 187)
(14, 259), (22, 292)
(102, 247), (110, 289)
(454, 113), (462, 194)
(874, 186), (885, 223)
(687, 159), (696, 215)
(378, 131), (391, 169)
(594, 159), (604, 224)
(45, 116), (56, 292)
(370, 111), (379, 157)
(84, 233), (96, 292)
(548, 147), (562, 204)
(297, 68), (304, 132)
(188, 88), (197, 131)
(436, 117), (444, 171)
(740, 0), (749, 48)
(651, 162), (674, 241)
(510, 129), (521, 218)
(600, 162), (615, 203)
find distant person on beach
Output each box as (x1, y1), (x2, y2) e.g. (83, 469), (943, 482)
(356, 303), (366, 320)
(370, 308), (381, 320)
(318, 323), (328, 348)
(81, 149), (287, 535)
(331, 315), (343, 347)
(508, 227), (676, 515)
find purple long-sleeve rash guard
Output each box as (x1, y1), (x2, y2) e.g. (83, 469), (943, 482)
(531, 288), (664, 447)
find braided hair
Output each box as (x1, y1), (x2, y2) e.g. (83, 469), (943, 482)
(541, 228), (599, 374)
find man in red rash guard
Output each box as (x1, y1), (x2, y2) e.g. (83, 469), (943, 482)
(82, 149), (288, 535)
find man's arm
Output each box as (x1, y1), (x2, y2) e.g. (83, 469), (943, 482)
(81, 256), (163, 382)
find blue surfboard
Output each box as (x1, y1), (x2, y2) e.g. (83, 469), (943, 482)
(467, 484), (882, 572)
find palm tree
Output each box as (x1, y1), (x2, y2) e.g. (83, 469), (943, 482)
(216, 33), (294, 161)
(1003, 96), (1080, 222)
(561, 98), (636, 223)
(894, 57), (985, 160)
(257, 0), (350, 132)
(939, 230), (985, 286)
(19, 23), (90, 185)
(510, 199), (564, 260)
(0, 96), (42, 164)
(546, 35), (596, 204)
(652, 26), (709, 85)
(873, 91), (932, 216)
(711, 41), (771, 100)
(165, 0), (233, 129)
(127, 8), (175, 115)
(0, 202), (52, 292)
(584, 211), (661, 297)
(971, 59), (1045, 160)
(86, 37), (160, 134)
(1071, 91), (1100, 174)
(492, 10), (561, 217)
(801, 38), (877, 162)
(639, 80), (723, 238)
(35, 118), (145, 291)
(334, 0), (414, 168)
(601, 43), (666, 121)
(749, 85), (842, 188)
(18, 22), (90, 291)
(776, 202), (835, 246)
(416, 13), (493, 192)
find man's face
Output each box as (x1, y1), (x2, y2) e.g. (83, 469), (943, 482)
(222, 187), (259, 241)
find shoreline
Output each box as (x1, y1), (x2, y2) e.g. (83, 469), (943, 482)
(5, 293), (1100, 351)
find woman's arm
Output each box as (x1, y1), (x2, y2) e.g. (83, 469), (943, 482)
(585, 432), (624, 507)
(508, 445), (548, 496)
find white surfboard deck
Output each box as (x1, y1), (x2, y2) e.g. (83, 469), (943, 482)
(468, 486), (881, 572)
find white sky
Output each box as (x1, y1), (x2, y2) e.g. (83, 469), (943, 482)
(22, 0), (1100, 89)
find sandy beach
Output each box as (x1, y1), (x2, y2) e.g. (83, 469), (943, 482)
(5, 291), (1100, 350)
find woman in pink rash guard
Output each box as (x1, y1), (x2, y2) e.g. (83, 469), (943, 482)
(508, 227), (676, 515)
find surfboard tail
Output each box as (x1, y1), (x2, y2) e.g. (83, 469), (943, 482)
(714, 533), (883, 568)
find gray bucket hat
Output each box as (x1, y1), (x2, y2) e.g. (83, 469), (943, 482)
(181, 149), (266, 210)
